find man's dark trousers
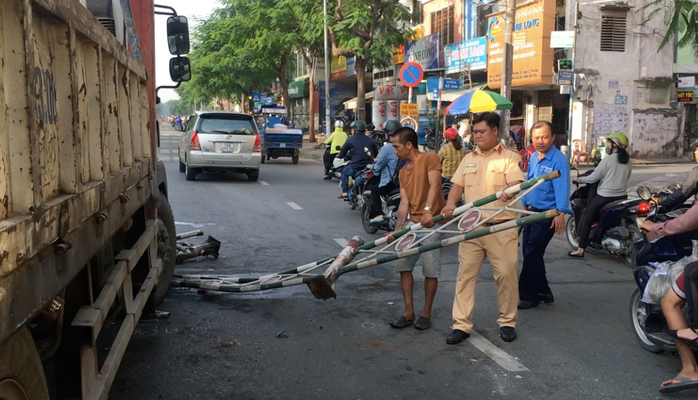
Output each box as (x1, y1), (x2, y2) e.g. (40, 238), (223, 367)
(519, 218), (556, 302)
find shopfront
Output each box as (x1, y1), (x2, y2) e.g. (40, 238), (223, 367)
(289, 77), (309, 131)
(487, 0), (566, 145)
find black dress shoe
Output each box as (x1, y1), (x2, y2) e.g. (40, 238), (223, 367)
(446, 329), (470, 345)
(518, 300), (539, 310)
(538, 293), (554, 304)
(500, 327), (517, 342)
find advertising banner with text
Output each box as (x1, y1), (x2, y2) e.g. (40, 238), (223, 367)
(486, 0), (555, 89)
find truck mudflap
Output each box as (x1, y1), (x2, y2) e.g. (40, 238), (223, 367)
(70, 220), (162, 400)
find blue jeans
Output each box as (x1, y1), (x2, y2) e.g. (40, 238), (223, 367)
(340, 165), (356, 193)
(518, 218), (555, 302)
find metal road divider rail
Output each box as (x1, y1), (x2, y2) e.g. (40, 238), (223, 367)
(172, 171), (562, 299)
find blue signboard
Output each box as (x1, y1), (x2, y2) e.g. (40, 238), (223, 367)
(427, 78), (461, 93)
(557, 70), (573, 86)
(615, 95), (628, 105)
(432, 88), (439, 99)
(443, 37), (487, 74)
(405, 33), (440, 70)
(252, 93), (262, 102)
(260, 96), (273, 105)
(444, 79), (460, 90)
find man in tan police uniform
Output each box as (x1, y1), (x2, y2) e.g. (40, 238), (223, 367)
(441, 112), (524, 344)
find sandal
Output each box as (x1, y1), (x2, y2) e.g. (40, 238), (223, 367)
(389, 316), (414, 329)
(659, 376), (698, 393)
(414, 316), (432, 330)
(567, 251), (584, 258)
(338, 193), (348, 199)
(370, 216), (385, 225)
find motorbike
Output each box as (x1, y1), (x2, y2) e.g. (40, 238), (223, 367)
(369, 128), (388, 148)
(359, 176), (401, 234)
(425, 128), (445, 151)
(566, 168), (644, 266)
(326, 151), (348, 180)
(345, 167), (371, 210)
(629, 184), (698, 354)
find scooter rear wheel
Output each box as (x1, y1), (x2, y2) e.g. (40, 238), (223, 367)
(629, 287), (664, 353)
(361, 203), (379, 234)
(566, 215), (579, 249)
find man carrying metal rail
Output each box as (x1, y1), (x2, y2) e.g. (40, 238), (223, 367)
(441, 112), (524, 344)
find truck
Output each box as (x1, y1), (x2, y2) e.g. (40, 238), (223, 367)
(0, 0), (190, 398)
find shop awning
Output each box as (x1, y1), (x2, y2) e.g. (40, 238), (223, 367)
(343, 91), (374, 110)
(428, 83), (488, 102)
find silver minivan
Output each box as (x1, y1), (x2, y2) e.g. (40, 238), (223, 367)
(178, 112), (262, 181)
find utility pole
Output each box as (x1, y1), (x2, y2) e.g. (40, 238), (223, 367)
(323, 0), (332, 136)
(566, 0), (579, 160)
(500, 0), (516, 144)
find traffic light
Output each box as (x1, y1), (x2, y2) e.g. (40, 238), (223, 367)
(248, 95), (253, 100)
(558, 59), (572, 70)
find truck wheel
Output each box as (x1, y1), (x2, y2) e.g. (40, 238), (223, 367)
(152, 193), (177, 305)
(0, 327), (50, 400)
(292, 155), (299, 164)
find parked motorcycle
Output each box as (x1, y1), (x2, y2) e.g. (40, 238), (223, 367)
(566, 168), (644, 266)
(629, 184), (698, 353)
(425, 128), (446, 151)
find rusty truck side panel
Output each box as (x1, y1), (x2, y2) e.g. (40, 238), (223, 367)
(0, 0), (154, 346)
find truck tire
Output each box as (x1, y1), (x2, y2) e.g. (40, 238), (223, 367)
(0, 327), (50, 400)
(292, 155), (299, 164)
(152, 193), (177, 306)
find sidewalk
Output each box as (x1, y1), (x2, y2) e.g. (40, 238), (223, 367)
(299, 135), (327, 162)
(632, 157), (692, 165)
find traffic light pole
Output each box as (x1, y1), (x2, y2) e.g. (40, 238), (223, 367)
(566, 0), (579, 160)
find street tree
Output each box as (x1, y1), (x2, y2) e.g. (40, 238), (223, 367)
(279, 0), (325, 141)
(643, 0), (698, 54)
(328, 0), (415, 120)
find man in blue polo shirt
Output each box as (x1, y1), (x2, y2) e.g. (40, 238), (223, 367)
(518, 121), (572, 310)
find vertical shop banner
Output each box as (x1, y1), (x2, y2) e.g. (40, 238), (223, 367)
(405, 33), (440, 70)
(346, 57), (356, 78)
(443, 37), (488, 74)
(486, 0), (555, 89)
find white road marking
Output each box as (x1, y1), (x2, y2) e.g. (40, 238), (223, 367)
(469, 331), (529, 372)
(259, 181), (269, 186)
(334, 238), (349, 247)
(175, 222), (217, 228)
(286, 202), (303, 210)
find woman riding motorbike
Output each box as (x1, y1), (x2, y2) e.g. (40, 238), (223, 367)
(568, 132), (632, 258)
(657, 139), (698, 210)
(323, 120), (348, 180)
(640, 203), (698, 393)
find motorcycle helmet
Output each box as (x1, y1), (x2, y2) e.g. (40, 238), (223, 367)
(607, 132), (629, 149)
(350, 120), (367, 132)
(384, 120), (402, 135)
(444, 128), (459, 141)
(335, 120), (344, 128)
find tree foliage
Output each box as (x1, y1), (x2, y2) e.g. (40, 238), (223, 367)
(328, 0), (415, 120)
(643, 0), (698, 55)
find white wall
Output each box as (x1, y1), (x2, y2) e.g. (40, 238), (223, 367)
(570, 1), (679, 157)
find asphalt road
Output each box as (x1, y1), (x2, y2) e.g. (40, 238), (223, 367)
(110, 124), (698, 400)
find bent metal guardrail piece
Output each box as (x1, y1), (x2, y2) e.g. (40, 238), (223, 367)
(171, 171), (562, 298)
